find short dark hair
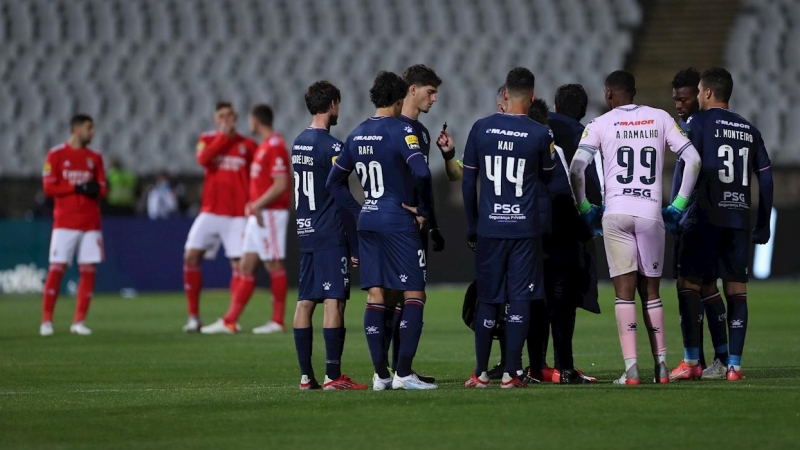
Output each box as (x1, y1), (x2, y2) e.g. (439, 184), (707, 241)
(402, 64), (442, 88)
(215, 101), (233, 112)
(496, 84), (506, 102)
(70, 114), (93, 130)
(250, 104), (274, 127)
(700, 67), (734, 102)
(527, 98), (549, 125)
(671, 68), (701, 91)
(554, 84), (588, 121)
(369, 71), (408, 108)
(305, 81), (341, 115)
(605, 70), (636, 96)
(505, 67), (536, 97)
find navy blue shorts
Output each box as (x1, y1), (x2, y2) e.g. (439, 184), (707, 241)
(476, 237), (545, 304)
(359, 230), (426, 291)
(298, 245), (351, 301)
(677, 221), (749, 283)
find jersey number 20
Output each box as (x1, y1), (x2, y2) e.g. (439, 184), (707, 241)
(355, 161), (385, 199)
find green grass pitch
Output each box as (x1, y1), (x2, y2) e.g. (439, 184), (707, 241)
(2, 282), (799, 449)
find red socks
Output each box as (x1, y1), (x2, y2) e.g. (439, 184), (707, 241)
(183, 264), (202, 317)
(74, 265), (96, 323)
(270, 269), (287, 326)
(223, 274), (255, 325)
(42, 264), (66, 323)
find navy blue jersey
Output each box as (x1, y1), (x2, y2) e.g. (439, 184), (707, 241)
(686, 108), (771, 229)
(291, 128), (347, 252)
(398, 114), (439, 228)
(336, 116), (426, 233)
(547, 112), (602, 205)
(463, 113), (557, 238)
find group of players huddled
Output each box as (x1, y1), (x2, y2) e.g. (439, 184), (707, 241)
(39, 63), (772, 390)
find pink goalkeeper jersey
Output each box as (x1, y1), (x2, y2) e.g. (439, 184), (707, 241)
(578, 105), (692, 221)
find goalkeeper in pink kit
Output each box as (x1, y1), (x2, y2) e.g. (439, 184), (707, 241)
(568, 71), (701, 384)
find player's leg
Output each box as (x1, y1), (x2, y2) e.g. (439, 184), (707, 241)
(672, 222), (716, 380)
(356, 231), (392, 389)
(70, 230), (104, 335)
(465, 237), (505, 388)
(719, 228), (750, 381)
(633, 217), (668, 383)
(698, 280), (728, 378)
(183, 213), (221, 331)
(252, 210), (288, 333)
(388, 231), (435, 390)
(208, 215), (257, 332)
(602, 215), (641, 385)
(41, 229), (79, 336)
(525, 299), (547, 382)
(382, 289), (402, 372)
(500, 238), (543, 389)
(294, 299), (319, 389)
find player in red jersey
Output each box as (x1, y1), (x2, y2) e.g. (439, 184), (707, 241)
(182, 102), (257, 332)
(202, 104), (291, 334)
(40, 114), (107, 336)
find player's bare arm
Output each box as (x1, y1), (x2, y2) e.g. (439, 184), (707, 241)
(251, 174), (289, 227)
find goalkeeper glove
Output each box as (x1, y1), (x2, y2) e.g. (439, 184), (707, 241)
(577, 199), (603, 237)
(662, 195), (688, 233)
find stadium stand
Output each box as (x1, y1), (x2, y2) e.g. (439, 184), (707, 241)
(0, 0), (643, 177)
(726, 0), (800, 164)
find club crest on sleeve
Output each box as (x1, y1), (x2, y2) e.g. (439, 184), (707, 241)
(332, 142), (342, 152)
(42, 162), (51, 176)
(196, 141), (206, 152)
(581, 129), (589, 139)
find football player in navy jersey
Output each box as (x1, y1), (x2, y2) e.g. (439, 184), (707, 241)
(462, 67), (556, 389)
(379, 65), (444, 384)
(291, 81), (366, 391)
(326, 71), (436, 390)
(670, 68), (773, 382)
(668, 68), (731, 376)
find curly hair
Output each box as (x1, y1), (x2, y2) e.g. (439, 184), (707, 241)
(554, 84), (588, 121)
(369, 71), (408, 108)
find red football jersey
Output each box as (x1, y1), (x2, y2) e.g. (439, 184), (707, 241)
(42, 142), (107, 231)
(196, 131), (257, 217)
(250, 133), (290, 210)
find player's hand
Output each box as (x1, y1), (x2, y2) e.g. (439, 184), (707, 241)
(576, 200), (603, 236)
(662, 205), (684, 234)
(253, 206), (265, 227)
(401, 203), (428, 229)
(244, 202), (253, 216)
(75, 180), (100, 198)
(752, 227), (770, 245)
(467, 233), (477, 252)
(437, 131), (455, 154)
(430, 228), (445, 252)
(350, 256), (359, 268)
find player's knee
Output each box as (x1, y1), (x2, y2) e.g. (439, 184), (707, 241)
(184, 250), (201, 266)
(48, 263), (67, 272)
(266, 260), (284, 273)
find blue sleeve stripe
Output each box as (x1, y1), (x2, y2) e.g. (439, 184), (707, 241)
(676, 142), (692, 157)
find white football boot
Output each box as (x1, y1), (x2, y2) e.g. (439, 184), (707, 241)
(70, 322), (92, 336)
(200, 318), (239, 334)
(182, 316), (202, 333)
(252, 321), (284, 334)
(392, 373), (438, 390)
(40, 321), (54, 337)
